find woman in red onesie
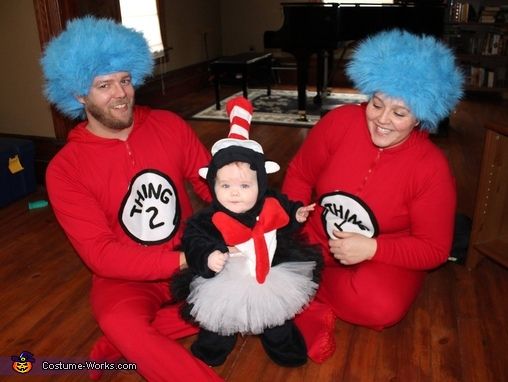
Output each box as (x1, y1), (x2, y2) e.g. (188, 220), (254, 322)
(282, 29), (464, 363)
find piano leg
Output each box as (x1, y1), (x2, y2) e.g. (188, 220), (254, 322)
(315, 49), (334, 105)
(242, 67), (248, 99)
(296, 53), (310, 121)
(214, 74), (221, 110)
(326, 48), (334, 95)
(265, 59), (272, 97)
(314, 51), (325, 105)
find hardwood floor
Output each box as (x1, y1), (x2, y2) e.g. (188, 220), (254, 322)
(1, 86), (507, 381)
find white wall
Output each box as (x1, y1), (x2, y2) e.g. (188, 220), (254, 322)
(0, 0), (294, 138)
(0, 0), (54, 137)
(219, 0), (311, 55)
(161, 0), (223, 71)
(220, 0), (284, 55)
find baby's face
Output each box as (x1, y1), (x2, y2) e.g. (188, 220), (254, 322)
(214, 162), (258, 214)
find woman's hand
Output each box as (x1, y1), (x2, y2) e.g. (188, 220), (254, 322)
(329, 230), (377, 265)
(207, 250), (229, 273)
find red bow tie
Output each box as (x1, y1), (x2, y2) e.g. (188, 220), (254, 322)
(212, 197), (289, 283)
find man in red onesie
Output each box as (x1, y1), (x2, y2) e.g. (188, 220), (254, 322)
(41, 16), (222, 381)
(282, 29), (464, 363)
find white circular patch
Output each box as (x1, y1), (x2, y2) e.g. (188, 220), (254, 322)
(320, 191), (378, 239)
(120, 170), (180, 245)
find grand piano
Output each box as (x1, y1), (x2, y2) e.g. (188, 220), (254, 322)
(264, 2), (446, 119)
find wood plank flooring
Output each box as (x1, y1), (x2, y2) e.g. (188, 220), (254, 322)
(1, 86), (507, 381)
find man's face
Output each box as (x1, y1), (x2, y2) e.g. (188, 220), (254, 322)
(80, 71), (135, 131)
(214, 162), (259, 214)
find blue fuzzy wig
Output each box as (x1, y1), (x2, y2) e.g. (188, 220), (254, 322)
(346, 29), (464, 131)
(40, 16), (154, 119)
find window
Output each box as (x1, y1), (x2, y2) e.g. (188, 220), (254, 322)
(119, 0), (165, 58)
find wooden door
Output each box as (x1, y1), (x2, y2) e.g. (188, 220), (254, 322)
(32, 0), (121, 140)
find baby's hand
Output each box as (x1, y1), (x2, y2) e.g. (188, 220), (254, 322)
(296, 203), (316, 223)
(207, 250), (229, 273)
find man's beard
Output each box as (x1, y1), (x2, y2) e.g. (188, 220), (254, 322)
(86, 98), (134, 130)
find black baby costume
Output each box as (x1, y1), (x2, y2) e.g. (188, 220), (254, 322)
(170, 97), (321, 367)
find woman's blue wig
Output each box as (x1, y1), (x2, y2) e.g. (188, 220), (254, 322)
(346, 29), (464, 131)
(40, 16), (154, 119)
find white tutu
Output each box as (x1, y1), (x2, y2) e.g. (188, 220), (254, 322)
(187, 257), (318, 336)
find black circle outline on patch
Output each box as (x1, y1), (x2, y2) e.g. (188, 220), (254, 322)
(319, 190), (379, 238)
(119, 168), (181, 246)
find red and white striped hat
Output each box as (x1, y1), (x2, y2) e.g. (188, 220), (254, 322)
(223, 96), (253, 141)
(199, 96), (280, 178)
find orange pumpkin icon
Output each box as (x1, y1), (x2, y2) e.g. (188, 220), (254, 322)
(11, 351), (35, 374)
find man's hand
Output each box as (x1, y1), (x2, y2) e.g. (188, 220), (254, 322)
(207, 250), (229, 273)
(179, 252), (187, 270)
(329, 230), (377, 265)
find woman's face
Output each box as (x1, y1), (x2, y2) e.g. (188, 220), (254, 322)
(365, 93), (419, 148)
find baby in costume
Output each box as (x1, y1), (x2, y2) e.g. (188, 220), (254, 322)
(171, 96), (322, 367)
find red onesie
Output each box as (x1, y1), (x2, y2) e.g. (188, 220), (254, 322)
(46, 106), (222, 381)
(282, 103), (456, 360)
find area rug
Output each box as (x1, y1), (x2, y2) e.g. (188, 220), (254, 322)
(191, 89), (369, 127)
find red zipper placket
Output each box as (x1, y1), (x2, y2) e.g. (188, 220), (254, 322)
(124, 141), (136, 167)
(356, 148), (383, 194)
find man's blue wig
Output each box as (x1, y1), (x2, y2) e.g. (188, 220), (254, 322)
(346, 29), (464, 131)
(40, 16), (154, 119)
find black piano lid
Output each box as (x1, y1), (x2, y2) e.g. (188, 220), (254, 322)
(266, 1), (446, 47)
(263, 1), (446, 113)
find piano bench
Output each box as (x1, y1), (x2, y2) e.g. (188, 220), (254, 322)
(271, 58), (297, 84)
(210, 52), (272, 110)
